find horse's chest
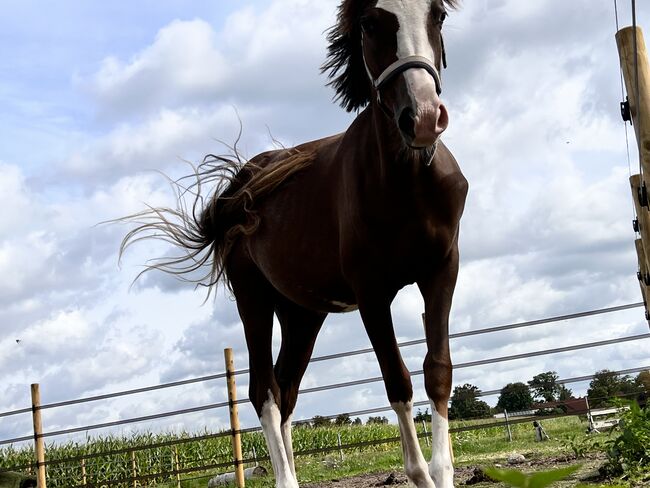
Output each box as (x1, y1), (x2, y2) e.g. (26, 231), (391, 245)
(346, 216), (456, 286)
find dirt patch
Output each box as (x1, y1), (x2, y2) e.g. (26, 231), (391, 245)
(301, 453), (611, 487)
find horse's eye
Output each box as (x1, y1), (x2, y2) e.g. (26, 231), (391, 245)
(438, 12), (448, 24)
(360, 16), (377, 36)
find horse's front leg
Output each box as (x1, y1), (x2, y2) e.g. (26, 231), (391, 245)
(417, 248), (459, 488)
(357, 294), (435, 488)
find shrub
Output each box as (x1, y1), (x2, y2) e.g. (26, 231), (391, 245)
(601, 401), (650, 481)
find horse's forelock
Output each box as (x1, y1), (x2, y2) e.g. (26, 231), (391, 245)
(322, 0), (459, 113)
(321, 0), (374, 112)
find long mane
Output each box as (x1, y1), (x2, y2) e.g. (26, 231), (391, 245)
(321, 0), (459, 112)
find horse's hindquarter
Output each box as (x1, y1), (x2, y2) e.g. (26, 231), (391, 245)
(241, 135), (358, 312)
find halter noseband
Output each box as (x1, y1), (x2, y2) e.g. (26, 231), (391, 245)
(370, 55), (442, 96)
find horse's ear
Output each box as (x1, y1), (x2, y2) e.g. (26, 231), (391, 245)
(321, 1), (372, 112)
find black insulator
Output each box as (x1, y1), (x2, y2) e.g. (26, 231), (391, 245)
(621, 97), (631, 123)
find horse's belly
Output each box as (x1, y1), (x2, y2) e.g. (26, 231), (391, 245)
(246, 229), (358, 313)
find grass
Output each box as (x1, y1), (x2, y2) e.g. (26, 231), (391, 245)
(0, 415), (622, 488)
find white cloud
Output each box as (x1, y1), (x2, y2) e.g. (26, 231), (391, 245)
(2, 0), (650, 446)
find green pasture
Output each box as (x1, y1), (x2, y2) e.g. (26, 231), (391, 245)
(0, 415), (621, 488)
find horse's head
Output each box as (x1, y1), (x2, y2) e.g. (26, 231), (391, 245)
(323, 0), (457, 148)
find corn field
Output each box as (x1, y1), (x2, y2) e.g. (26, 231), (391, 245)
(0, 423), (403, 487)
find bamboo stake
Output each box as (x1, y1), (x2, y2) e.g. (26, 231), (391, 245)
(448, 433), (455, 464)
(503, 409), (513, 442)
(131, 451), (137, 488)
(224, 348), (245, 487)
(174, 446), (181, 488)
(421, 419), (430, 447)
(81, 458), (87, 487)
(30, 384), (47, 488)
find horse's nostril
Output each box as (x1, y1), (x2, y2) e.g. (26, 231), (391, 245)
(398, 107), (416, 140)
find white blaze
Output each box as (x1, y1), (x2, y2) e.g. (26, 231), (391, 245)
(375, 0), (440, 114)
(375, 0), (436, 60)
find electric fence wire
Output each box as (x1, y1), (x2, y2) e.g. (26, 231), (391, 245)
(0, 302), (642, 420)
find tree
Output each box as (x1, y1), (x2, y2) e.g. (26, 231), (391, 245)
(587, 370), (639, 408)
(528, 371), (572, 403)
(636, 370), (650, 392)
(558, 384), (574, 401)
(448, 384), (492, 420)
(367, 416), (388, 425)
(312, 415), (331, 428)
(334, 413), (352, 426)
(352, 417), (363, 425)
(414, 408), (431, 423)
(496, 382), (533, 413)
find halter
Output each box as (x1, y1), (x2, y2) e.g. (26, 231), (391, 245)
(368, 55), (442, 96)
(362, 40), (443, 165)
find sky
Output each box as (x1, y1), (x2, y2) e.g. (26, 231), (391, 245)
(1, 0), (650, 446)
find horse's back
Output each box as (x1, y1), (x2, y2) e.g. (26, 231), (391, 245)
(227, 132), (356, 312)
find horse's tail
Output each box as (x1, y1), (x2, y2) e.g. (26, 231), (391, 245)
(114, 146), (313, 294)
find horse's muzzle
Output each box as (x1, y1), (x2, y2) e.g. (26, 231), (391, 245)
(395, 68), (448, 148)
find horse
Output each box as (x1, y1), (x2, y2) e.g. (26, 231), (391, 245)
(119, 0), (466, 486)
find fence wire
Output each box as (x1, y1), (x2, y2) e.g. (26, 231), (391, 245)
(1, 334), (648, 447)
(1, 368), (646, 477)
(0, 302), (641, 420)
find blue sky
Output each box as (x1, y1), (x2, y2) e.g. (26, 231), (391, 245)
(1, 0), (649, 446)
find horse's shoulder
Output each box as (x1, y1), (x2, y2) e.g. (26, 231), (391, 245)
(433, 143), (468, 195)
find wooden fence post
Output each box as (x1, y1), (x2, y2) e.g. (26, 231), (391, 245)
(30, 384), (47, 488)
(224, 348), (245, 487)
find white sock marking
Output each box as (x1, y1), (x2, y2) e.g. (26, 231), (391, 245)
(260, 391), (299, 488)
(428, 402), (454, 488)
(281, 414), (296, 478)
(392, 401), (435, 488)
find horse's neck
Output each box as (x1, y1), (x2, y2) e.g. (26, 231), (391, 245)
(350, 105), (433, 201)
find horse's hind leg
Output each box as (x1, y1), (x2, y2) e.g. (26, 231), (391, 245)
(274, 298), (327, 477)
(229, 263), (298, 488)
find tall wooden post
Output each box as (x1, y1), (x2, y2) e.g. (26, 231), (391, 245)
(618, 26), (650, 326)
(616, 27), (650, 173)
(30, 384), (47, 488)
(224, 348), (245, 487)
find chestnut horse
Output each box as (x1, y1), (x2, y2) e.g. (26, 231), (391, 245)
(120, 0), (466, 486)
